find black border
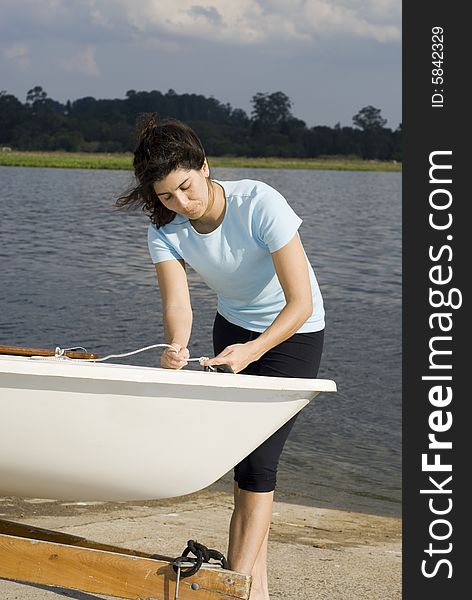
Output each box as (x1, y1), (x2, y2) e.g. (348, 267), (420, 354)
(403, 3), (467, 597)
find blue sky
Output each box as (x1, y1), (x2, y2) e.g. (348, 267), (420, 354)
(0, 0), (401, 128)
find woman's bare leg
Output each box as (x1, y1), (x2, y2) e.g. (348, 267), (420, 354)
(228, 482), (273, 599)
(249, 521), (270, 599)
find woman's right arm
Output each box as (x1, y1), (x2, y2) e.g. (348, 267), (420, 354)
(155, 259), (193, 369)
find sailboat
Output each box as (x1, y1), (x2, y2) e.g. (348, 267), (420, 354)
(0, 352), (336, 501)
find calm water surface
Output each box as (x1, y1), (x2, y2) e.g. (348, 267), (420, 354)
(0, 166), (401, 516)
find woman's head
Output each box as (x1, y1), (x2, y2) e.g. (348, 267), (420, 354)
(116, 114), (209, 226)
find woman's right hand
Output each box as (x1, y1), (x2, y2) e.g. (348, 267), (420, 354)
(161, 343), (189, 369)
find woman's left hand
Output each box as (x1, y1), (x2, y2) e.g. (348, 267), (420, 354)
(201, 342), (260, 374)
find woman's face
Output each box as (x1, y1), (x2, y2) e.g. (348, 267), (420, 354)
(153, 162), (210, 221)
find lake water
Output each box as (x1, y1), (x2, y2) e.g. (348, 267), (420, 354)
(0, 165), (401, 516)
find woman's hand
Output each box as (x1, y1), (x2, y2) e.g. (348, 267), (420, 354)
(161, 343), (189, 369)
(201, 342), (260, 374)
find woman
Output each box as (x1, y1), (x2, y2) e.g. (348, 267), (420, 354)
(117, 114), (325, 600)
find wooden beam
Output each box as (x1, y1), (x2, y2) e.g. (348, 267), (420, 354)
(0, 519), (170, 560)
(0, 520), (251, 600)
(0, 345), (98, 359)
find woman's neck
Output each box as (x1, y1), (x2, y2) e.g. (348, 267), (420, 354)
(191, 180), (226, 233)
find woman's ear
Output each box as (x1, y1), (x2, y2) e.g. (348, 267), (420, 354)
(201, 159), (210, 177)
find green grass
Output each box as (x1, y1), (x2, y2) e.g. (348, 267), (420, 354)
(209, 156), (401, 171)
(0, 151), (131, 170)
(0, 151), (402, 172)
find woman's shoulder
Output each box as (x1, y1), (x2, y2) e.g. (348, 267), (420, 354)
(216, 178), (278, 199)
(147, 214), (188, 238)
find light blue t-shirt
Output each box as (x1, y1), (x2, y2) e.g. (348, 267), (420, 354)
(147, 179), (325, 333)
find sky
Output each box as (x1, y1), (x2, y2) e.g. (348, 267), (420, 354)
(0, 0), (401, 128)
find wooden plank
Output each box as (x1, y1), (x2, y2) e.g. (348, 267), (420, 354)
(0, 528), (251, 600)
(0, 519), (170, 561)
(0, 345), (98, 359)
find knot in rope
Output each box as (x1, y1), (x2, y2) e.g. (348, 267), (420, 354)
(54, 346), (89, 359)
(172, 540), (229, 578)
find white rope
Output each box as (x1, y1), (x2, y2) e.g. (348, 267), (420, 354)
(50, 343), (213, 368)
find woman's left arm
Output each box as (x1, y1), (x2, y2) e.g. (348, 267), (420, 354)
(202, 233), (313, 373)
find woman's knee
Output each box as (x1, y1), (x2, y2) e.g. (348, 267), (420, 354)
(234, 460), (278, 492)
(234, 415), (300, 493)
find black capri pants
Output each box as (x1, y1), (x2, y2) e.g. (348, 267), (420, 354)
(213, 312), (324, 493)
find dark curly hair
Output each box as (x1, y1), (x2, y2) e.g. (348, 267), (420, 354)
(116, 113), (208, 227)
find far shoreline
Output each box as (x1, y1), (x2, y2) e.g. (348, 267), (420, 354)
(0, 151), (402, 172)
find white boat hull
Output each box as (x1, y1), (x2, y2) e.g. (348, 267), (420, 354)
(0, 356), (336, 501)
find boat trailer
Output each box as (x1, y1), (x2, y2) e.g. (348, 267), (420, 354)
(0, 518), (251, 599)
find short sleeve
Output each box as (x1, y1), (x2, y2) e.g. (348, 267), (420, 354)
(147, 224), (182, 264)
(252, 182), (302, 253)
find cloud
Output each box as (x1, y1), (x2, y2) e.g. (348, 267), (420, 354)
(2, 42), (30, 69)
(187, 5), (224, 27)
(299, 1), (400, 43)
(0, 0), (401, 45)
(59, 46), (100, 77)
(110, 0), (401, 43)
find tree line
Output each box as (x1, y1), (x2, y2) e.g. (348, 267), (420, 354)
(0, 87), (401, 160)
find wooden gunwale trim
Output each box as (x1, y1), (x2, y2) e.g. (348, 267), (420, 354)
(0, 345), (98, 359)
